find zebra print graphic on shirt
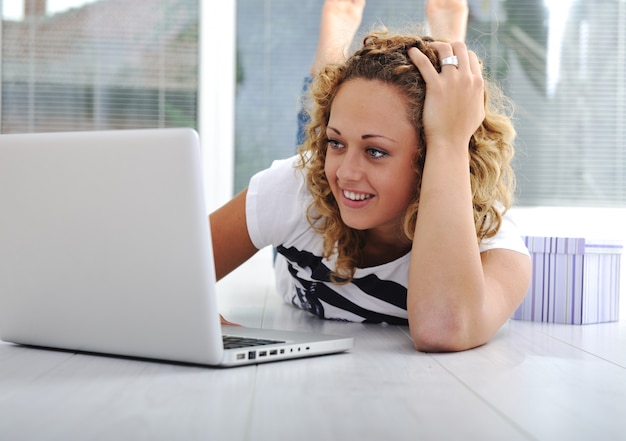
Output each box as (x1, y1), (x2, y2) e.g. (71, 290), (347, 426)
(277, 245), (409, 325)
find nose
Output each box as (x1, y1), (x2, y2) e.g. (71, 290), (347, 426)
(335, 149), (363, 183)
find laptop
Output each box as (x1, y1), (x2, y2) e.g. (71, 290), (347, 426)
(0, 128), (353, 367)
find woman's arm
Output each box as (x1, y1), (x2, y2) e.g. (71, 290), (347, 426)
(209, 188), (259, 281)
(406, 42), (531, 352)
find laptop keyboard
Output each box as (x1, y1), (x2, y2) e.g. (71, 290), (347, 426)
(222, 335), (286, 350)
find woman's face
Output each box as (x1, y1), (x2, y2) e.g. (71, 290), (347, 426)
(324, 78), (419, 237)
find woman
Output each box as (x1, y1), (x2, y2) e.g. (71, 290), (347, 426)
(211, 29), (531, 353)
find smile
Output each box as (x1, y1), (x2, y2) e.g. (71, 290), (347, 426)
(343, 190), (373, 201)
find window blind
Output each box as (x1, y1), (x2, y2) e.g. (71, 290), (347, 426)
(1, 0), (199, 134)
(234, 0), (626, 207)
(489, 0), (626, 206)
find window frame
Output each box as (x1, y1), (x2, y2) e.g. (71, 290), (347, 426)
(198, 0), (235, 213)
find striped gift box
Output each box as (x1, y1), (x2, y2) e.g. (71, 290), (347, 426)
(512, 236), (623, 324)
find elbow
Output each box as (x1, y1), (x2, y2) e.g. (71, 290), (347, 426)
(410, 328), (468, 353)
(409, 312), (483, 353)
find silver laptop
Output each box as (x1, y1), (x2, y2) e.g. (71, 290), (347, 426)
(0, 128), (353, 367)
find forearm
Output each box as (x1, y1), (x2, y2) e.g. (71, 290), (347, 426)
(407, 144), (487, 352)
(209, 189), (259, 281)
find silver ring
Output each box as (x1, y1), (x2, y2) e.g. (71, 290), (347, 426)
(441, 55), (459, 68)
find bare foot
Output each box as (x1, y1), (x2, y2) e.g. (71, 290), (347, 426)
(310, 0), (366, 75)
(425, 0), (468, 42)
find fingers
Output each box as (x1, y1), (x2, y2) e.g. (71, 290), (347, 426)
(220, 314), (242, 327)
(467, 49), (482, 76)
(408, 41), (480, 77)
(407, 47), (438, 83)
(407, 39), (485, 145)
(433, 41), (468, 72)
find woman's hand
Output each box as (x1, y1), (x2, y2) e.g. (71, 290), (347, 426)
(220, 314), (241, 327)
(408, 41), (484, 153)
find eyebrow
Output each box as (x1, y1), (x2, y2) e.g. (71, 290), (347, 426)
(327, 126), (397, 143)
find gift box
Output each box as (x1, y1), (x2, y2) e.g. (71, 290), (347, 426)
(512, 236), (623, 324)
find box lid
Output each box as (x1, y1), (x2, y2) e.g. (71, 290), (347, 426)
(523, 236), (623, 255)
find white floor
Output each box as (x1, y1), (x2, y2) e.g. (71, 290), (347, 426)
(2, 247), (625, 441)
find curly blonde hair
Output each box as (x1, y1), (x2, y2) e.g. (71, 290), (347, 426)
(297, 30), (517, 283)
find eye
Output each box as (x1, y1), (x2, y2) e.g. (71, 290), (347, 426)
(326, 138), (344, 150)
(366, 147), (387, 159)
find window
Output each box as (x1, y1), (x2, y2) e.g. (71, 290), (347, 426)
(1, 0), (235, 211)
(234, 0), (626, 207)
(3, 1), (625, 208)
(480, 0), (626, 206)
(1, 0), (199, 133)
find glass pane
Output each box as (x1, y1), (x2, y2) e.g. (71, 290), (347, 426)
(235, 0), (626, 207)
(1, 0), (199, 134)
(471, 0), (626, 206)
(234, 0), (429, 193)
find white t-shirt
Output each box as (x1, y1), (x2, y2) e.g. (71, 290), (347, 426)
(246, 156), (529, 324)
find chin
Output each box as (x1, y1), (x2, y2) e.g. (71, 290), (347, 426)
(339, 217), (371, 231)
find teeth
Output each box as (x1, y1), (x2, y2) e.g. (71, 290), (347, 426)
(343, 190), (371, 201)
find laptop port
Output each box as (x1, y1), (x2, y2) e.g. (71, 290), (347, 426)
(270, 349), (278, 356)
(248, 351), (256, 360)
(259, 350), (267, 357)
(236, 353), (246, 360)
